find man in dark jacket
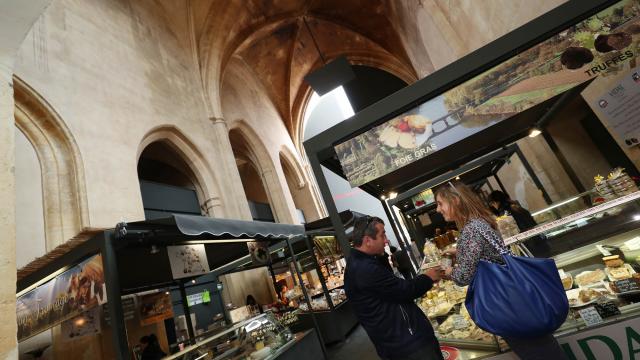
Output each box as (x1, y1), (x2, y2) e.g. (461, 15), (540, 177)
(345, 216), (444, 360)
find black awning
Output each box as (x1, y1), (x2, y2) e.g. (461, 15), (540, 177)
(126, 214), (305, 242)
(304, 210), (367, 234)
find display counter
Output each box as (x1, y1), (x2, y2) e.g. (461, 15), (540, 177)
(417, 191), (640, 359)
(164, 312), (323, 360)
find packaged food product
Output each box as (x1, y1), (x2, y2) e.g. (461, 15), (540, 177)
(575, 269), (606, 286)
(603, 255), (624, 268)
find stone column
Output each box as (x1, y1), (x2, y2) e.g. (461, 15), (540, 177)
(260, 167), (298, 224)
(208, 117), (253, 220)
(0, 61), (17, 360)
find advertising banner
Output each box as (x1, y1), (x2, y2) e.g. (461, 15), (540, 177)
(139, 292), (174, 326)
(17, 254), (106, 341)
(335, 0), (640, 187)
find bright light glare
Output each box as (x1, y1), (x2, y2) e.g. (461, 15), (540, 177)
(634, 214), (640, 221)
(529, 128), (542, 138)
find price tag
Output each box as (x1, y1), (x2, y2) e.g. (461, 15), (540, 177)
(595, 301), (621, 318)
(452, 315), (470, 330)
(579, 307), (604, 327)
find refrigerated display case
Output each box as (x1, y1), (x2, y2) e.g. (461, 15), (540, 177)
(165, 312), (322, 360)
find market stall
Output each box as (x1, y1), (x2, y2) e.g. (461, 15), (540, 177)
(216, 211), (362, 344)
(303, 0), (640, 357)
(16, 214), (325, 360)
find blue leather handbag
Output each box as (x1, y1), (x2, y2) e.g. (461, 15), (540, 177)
(465, 239), (569, 338)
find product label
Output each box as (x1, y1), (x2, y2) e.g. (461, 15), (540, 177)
(579, 307), (604, 327)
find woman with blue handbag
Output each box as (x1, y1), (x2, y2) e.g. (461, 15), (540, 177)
(435, 182), (568, 360)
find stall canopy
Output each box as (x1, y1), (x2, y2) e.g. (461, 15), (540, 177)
(304, 210), (366, 236)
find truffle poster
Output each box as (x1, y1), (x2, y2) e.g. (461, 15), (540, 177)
(336, 0), (640, 187)
(167, 244), (210, 279)
(584, 66), (640, 147)
(16, 254), (106, 341)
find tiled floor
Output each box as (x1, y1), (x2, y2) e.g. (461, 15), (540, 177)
(327, 325), (378, 360)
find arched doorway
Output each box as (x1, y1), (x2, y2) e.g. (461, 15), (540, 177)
(138, 141), (204, 219)
(229, 128), (276, 222)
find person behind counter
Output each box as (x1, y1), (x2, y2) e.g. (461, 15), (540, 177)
(344, 215), (444, 360)
(390, 246), (414, 280)
(436, 182), (566, 360)
(488, 190), (550, 257)
(140, 334), (166, 360)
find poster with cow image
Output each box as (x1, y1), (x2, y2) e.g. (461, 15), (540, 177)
(17, 254), (106, 341)
(336, 0), (640, 188)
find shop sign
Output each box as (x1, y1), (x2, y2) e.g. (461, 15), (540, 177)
(585, 65), (640, 147)
(187, 290), (211, 307)
(335, 0), (640, 187)
(167, 244), (210, 279)
(139, 292), (174, 326)
(487, 316), (640, 360)
(16, 254), (106, 341)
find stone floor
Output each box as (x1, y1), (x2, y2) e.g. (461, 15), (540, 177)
(326, 325), (378, 360)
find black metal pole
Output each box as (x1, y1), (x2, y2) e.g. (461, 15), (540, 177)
(303, 236), (333, 310)
(493, 174), (509, 196)
(384, 200), (419, 272)
(103, 230), (130, 360)
(287, 237), (328, 359)
(179, 282), (196, 344)
(307, 153), (350, 256)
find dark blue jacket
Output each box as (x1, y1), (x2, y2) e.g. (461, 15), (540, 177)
(344, 248), (437, 358)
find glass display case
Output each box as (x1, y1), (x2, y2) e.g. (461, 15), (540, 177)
(512, 190), (640, 338)
(165, 313), (293, 360)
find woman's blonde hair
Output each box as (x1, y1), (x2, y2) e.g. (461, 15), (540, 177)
(435, 181), (497, 230)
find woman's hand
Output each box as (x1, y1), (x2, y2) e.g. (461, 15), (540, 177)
(442, 267), (453, 279)
(442, 248), (457, 256)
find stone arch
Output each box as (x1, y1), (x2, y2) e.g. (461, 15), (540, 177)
(228, 120), (297, 224)
(137, 125), (224, 217)
(292, 53), (417, 154)
(278, 146), (323, 223)
(13, 77), (89, 250)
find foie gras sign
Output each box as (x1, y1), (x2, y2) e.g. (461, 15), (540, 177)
(335, 0), (640, 188)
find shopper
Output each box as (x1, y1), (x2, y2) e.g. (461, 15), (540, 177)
(140, 334), (166, 360)
(436, 183), (567, 360)
(390, 246), (413, 280)
(488, 190), (550, 257)
(344, 215), (444, 360)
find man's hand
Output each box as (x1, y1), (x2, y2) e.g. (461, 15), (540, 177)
(424, 266), (443, 282)
(442, 248), (457, 256)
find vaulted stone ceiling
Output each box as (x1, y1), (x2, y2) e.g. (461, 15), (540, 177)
(156, 0), (566, 140)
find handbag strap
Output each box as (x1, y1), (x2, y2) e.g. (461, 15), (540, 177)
(478, 221), (510, 256)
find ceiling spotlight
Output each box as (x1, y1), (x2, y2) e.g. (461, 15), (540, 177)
(191, 279), (196, 284)
(388, 192), (398, 200)
(633, 214), (640, 221)
(380, 195), (387, 200)
(150, 245), (159, 255)
(455, 176), (461, 180)
(529, 127), (542, 138)
(165, 291), (170, 295)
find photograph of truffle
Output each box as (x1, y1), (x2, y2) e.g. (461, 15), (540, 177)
(560, 46), (595, 69)
(595, 32), (633, 52)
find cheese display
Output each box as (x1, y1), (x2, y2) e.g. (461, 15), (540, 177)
(574, 269), (606, 286)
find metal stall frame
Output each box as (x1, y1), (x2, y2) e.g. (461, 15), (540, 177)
(303, 0), (616, 258)
(16, 215), (327, 360)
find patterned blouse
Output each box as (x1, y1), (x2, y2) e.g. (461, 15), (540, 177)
(451, 218), (512, 286)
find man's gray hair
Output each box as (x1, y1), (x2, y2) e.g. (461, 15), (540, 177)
(351, 216), (384, 247)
